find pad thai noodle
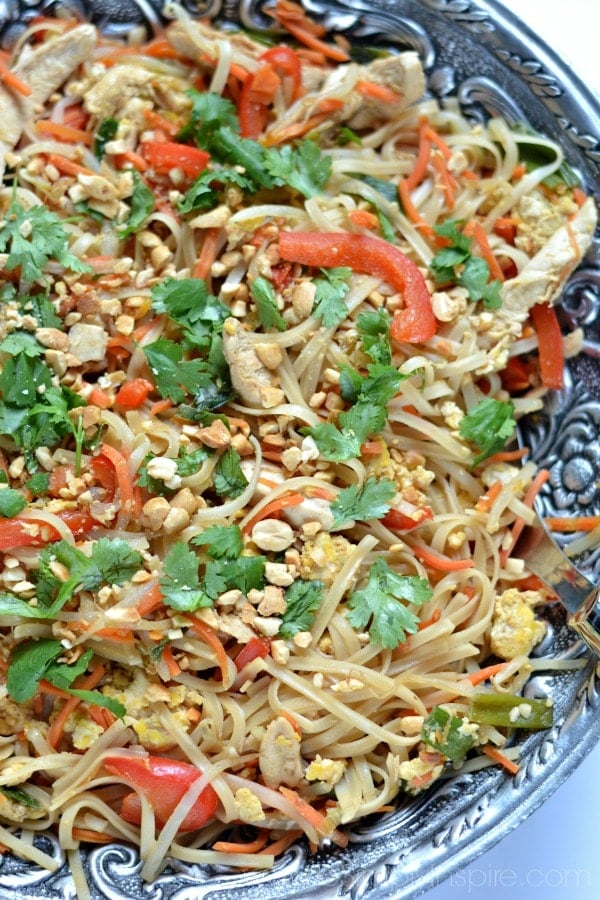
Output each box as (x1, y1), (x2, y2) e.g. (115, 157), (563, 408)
(0, 1), (596, 893)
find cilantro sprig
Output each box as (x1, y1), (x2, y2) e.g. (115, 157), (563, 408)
(430, 220), (502, 309)
(331, 476), (396, 528)
(459, 398), (516, 466)
(347, 558), (432, 648)
(312, 267), (352, 328)
(279, 579), (324, 639)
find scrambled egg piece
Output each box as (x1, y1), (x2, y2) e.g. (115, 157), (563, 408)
(102, 669), (200, 750)
(299, 532), (353, 587)
(305, 755), (346, 786)
(63, 711), (104, 750)
(233, 787), (265, 823)
(490, 588), (546, 660)
(396, 756), (445, 795)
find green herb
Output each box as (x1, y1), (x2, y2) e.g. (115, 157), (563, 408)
(0, 488), (26, 518)
(458, 398), (516, 466)
(203, 555), (265, 599)
(251, 277), (287, 332)
(177, 166), (252, 214)
(0, 786), (41, 809)
(307, 400), (387, 462)
(279, 579), (324, 639)
(175, 445), (212, 477)
(375, 207), (397, 244)
(331, 476), (396, 528)
(347, 558), (432, 648)
(351, 173), (399, 204)
(213, 447), (248, 498)
(160, 543), (212, 612)
(0, 192), (91, 283)
(513, 124), (581, 189)
(191, 523), (244, 559)
(25, 471), (50, 497)
(356, 308), (393, 365)
(312, 267), (352, 328)
(143, 339), (213, 404)
(339, 362), (406, 407)
(421, 707), (475, 762)
(263, 140), (332, 198)
(337, 126), (361, 146)
(180, 90), (240, 148)
(150, 278), (229, 351)
(6, 639), (125, 717)
(94, 118), (118, 158)
(21, 292), (62, 328)
(0, 331), (45, 357)
(468, 692), (553, 729)
(430, 220), (502, 310)
(118, 171), (155, 239)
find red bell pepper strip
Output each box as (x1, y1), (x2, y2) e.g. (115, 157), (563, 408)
(114, 378), (154, 410)
(104, 755), (219, 833)
(234, 636), (271, 672)
(529, 302), (564, 390)
(381, 506), (434, 532)
(139, 141), (210, 179)
(0, 509), (96, 551)
(259, 46), (302, 101)
(278, 231), (435, 343)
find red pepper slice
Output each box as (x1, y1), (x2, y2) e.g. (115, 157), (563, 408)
(139, 141), (210, 179)
(114, 378), (154, 410)
(529, 302), (564, 390)
(278, 231), (435, 343)
(259, 46), (302, 101)
(234, 636), (271, 672)
(0, 508), (96, 551)
(104, 755), (219, 833)
(381, 507), (434, 532)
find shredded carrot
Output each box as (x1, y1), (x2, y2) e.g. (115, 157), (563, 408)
(212, 833), (270, 854)
(484, 447), (529, 465)
(38, 680), (72, 701)
(136, 583), (165, 618)
(263, 109), (331, 145)
(242, 493), (304, 535)
(162, 645), (182, 677)
(35, 119), (92, 145)
(89, 705), (116, 730)
(360, 440), (384, 456)
(512, 163), (527, 180)
(355, 80), (401, 104)
(48, 662), (105, 749)
(423, 123), (452, 160)
(501, 468), (550, 565)
(545, 515), (600, 533)
(306, 486), (336, 501)
(143, 107), (179, 137)
(275, 19), (349, 62)
(464, 219), (504, 282)
(0, 58), (31, 97)
(348, 208), (380, 231)
(405, 118), (432, 190)
(431, 152), (457, 209)
(45, 153), (95, 178)
(413, 544), (474, 571)
(193, 227), (222, 279)
(258, 829), (303, 856)
(475, 479), (503, 512)
(142, 36), (181, 59)
(72, 827), (115, 844)
(482, 744), (520, 775)
(572, 186), (587, 208)
(149, 398), (174, 416)
(99, 443), (137, 522)
(279, 709), (301, 734)
(466, 662), (508, 686)
(279, 786), (328, 832)
(93, 627), (136, 644)
(398, 180), (436, 241)
(418, 608), (441, 631)
(188, 618), (230, 681)
(88, 387), (113, 409)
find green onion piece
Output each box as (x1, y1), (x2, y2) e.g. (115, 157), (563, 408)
(469, 693), (553, 730)
(421, 706), (475, 762)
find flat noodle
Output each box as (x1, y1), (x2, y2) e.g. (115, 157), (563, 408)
(0, 1), (595, 895)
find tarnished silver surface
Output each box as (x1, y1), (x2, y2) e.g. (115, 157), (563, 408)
(0, 1), (598, 898)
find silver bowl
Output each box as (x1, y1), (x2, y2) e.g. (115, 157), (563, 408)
(0, 1), (598, 898)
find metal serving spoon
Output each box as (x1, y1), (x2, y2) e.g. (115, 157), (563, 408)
(515, 517), (600, 654)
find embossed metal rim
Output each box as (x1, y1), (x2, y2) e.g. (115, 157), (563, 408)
(0, 1), (598, 899)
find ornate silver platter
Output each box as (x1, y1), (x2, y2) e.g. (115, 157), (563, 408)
(0, 1), (598, 897)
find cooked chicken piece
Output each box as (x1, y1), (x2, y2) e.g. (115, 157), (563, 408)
(472, 196), (597, 366)
(166, 18), (262, 74)
(222, 318), (285, 409)
(265, 53), (425, 140)
(258, 715), (303, 788)
(0, 25), (96, 175)
(80, 64), (190, 122)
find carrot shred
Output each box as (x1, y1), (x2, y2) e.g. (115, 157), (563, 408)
(48, 662), (105, 749)
(482, 744), (520, 775)
(72, 827), (115, 844)
(135, 583), (165, 618)
(193, 227), (222, 279)
(258, 829), (303, 856)
(405, 118), (432, 190)
(212, 833), (270, 854)
(398, 180), (436, 241)
(483, 447), (529, 466)
(348, 208), (380, 231)
(143, 107), (179, 137)
(35, 119), (92, 145)
(431, 152), (457, 209)
(418, 608), (441, 631)
(242, 493), (304, 535)
(45, 153), (95, 178)
(0, 59), (31, 97)
(466, 662), (508, 686)
(464, 219), (504, 282)
(99, 443), (137, 523)
(278, 786), (328, 832)
(475, 479), (503, 512)
(273, 16), (349, 62)
(545, 515), (600, 533)
(412, 544), (475, 571)
(188, 617), (230, 681)
(149, 398), (174, 416)
(355, 80), (401, 104)
(88, 387), (113, 409)
(423, 123), (452, 160)
(162, 644), (182, 677)
(263, 109), (331, 145)
(501, 468), (550, 565)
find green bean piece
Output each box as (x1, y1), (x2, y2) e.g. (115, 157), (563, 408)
(469, 693), (553, 729)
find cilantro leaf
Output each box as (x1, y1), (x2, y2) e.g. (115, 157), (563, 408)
(160, 543), (212, 612)
(251, 276), (287, 332)
(175, 445), (212, 477)
(356, 308), (392, 365)
(68, 689), (126, 718)
(0, 194), (91, 283)
(279, 579), (324, 639)
(351, 173), (399, 204)
(21, 293), (62, 328)
(264, 140), (332, 198)
(431, 220), (503, 309)
(87, 538), (144, 585)
(151, 278), (229, 350)
(459, 398), (516, 466)
(180, 90), (240, 147)
(312, 267), (351, 327)
(0, 351), (52, 408)
(0, 332), (45, 357)
(0, 593), (52, 619)
(459, 256), (502, 310)
(307, 400), (387, 462)
(210, 126), (274, 188)
(143, 339), (212, 403)
(94, 118), (118, 158)
(0, 488), (26, 518)
(118, 171), (155, 239)
(25, 471), (49, 497)
(421, 706), (475, 762)
(513, 124), (581, 189)
(178, 166), (252, 214)
(191, 523), (244, 559)
(339, 362), (406, 406)
(203, 555), (265, 599)
(330, 476), (396, 528)
(347, 558), (432, 648)
(213, 447), (248, 497)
